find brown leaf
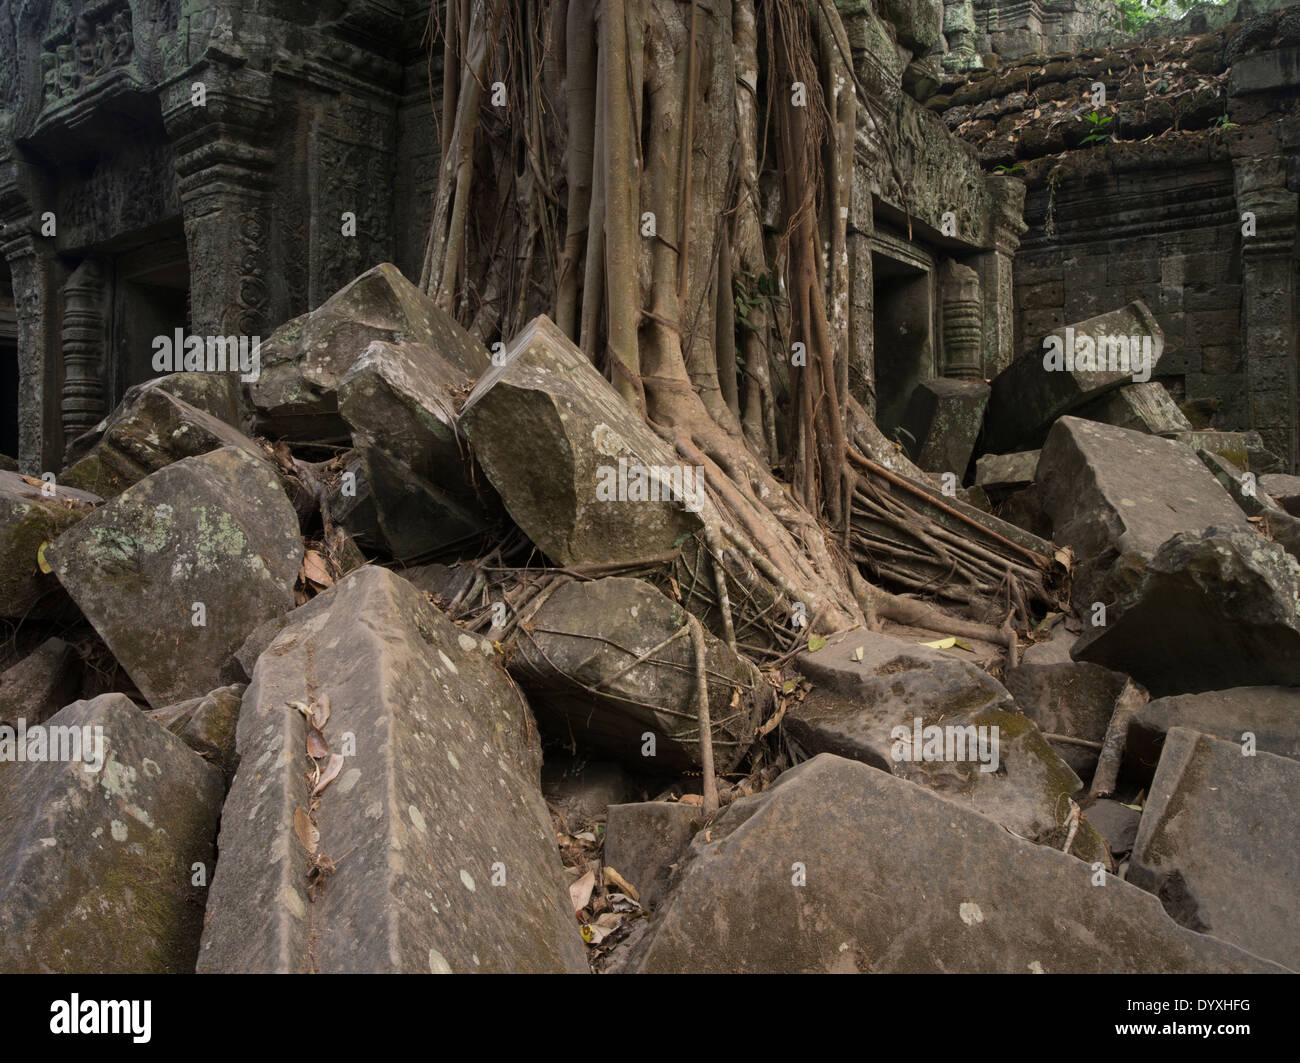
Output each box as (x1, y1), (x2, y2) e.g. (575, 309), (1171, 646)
(301, 550), (333, 588)
(603, 866), (640, 903)
(293, 805), (319, 854)
(570, 869), (596, 915)
(311, 753), (344, 797)
(307, 728), (330, 758)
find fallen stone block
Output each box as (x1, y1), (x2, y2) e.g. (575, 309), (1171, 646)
(898, 378), (989, 477)
(1129, 728), (1300, 971)
(1162, 430), (1250, 470)
(0, 637), (82, 731)
(0, 693), (224, 973)
(1002, 660), (1128, 782)
(249, 263), (489, 441)
(1073, 381), (1191, 435)
(60, 385), (269, 500)
(339, 339), (499, 561)
(984, 300), (1165, 453)
(789, 631), (1100, 857)
(461, 315), (702, 567)
(1198, 448), (1274, 517)
(1020, 624), (1077, 665)
(47, 447), (303, 709)
(974, 449), (1038, 492)
(144, 683), (245, 780)
(64, 373), (248, 466)
(197, 567), (586, 973)
(632, 754), (1281, 972)
(541, 759), (631, 830)
(1036, 417), (1248, 606)
(1073, 528), (1300, 696)
(604, 801), (700, 910)
(509, 576), (761, 774)
(0, 471), (101, 620)
(1126, 686), (1300, 780)
(1083, 798), (1140, 858)
(1260, 473), (1300, 516)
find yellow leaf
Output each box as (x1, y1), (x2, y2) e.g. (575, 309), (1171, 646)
(807, 634), (827, 652)
(37, 541), (52, 574)
(921, 637), (957, 649)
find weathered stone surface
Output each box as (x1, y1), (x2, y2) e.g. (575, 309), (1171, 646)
(0, 694), (223, 973)
(1021, 624), (1077, 665)
(1261, 473), (1300, 516)
(1002, 660), (1128, 780)
(64, 373), (248, 466)
(197, 567), (586, 974)
(509, 576), (761, 774)
(338, 339), (498, 561)
(789, 631), (1099, 855)
(1129, 728), (1300, 970)
(60, 386), (268, 500)
(985, 301), (1165, 453)
(47, 447), (302, 709)
(0, 472), (101, 620)
(1073, 381), (1192, 435)
(0, 637), (82, 731)
(634, 754), (1282, 973)
(144, 683), (245, 779)
(1083, 798), (1140, 857)
(1074, 528), (1300, 696)
(604, 801), (700, 911)
(1037, 417), (1249, 605)
(461, 315), (702, 566)
(1198, 448), (1273, 517)
(974, 449), (1039, 490)
(541, 760), (630, 829)
(1164, 430), (1251, 470)
(1126, 686), (1300, 779)
(249, 263), (490, 441)
(898, 377), (989, 475)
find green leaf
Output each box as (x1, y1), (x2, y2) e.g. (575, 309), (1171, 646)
(807, 634), (827, 652)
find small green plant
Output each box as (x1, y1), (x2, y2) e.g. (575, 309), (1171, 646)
(1210, 114), (1237, 132)
(993, 163), (1026, 175)
(1081, 110), (1114, 146)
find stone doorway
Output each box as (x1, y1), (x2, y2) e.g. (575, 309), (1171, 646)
(871, 246), (934, 439)
(0, 266), (17, 460)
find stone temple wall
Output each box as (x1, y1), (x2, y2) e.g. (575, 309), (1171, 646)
(929, 4), (1300, 468)
(0, 0), (440, 472)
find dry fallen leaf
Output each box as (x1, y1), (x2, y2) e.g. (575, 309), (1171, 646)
(678, 793), (703, 807)
(307, 728), (330, 758)
(603, 866), (640, 903)
(570, 870), (596, 915)
(302, 550), (333, 588)
(311, 753), (344, 797)
(293, 805), (319, 854)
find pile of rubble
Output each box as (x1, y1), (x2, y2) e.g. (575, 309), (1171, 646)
(1, 265), (1295, 973)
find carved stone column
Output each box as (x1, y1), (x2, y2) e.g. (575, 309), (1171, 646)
(974, 175), (1027, 380)
(1, 154), (66, 472)
(160, 59), (274, 341)
(940, 260), (983, 379)
(60, 259), (108, 442)
(1234, 161), (1298, 470)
